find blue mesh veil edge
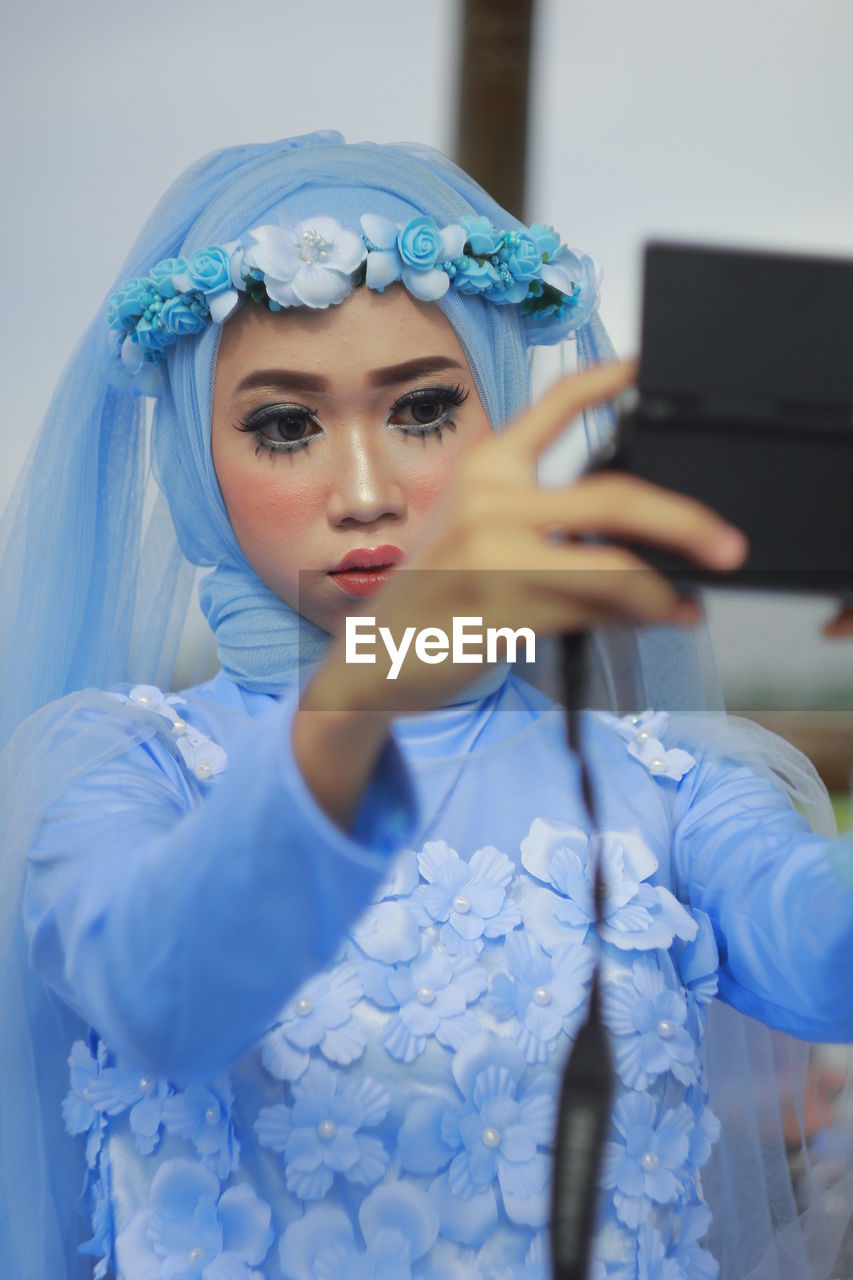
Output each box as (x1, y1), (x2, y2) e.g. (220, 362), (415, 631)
(0, 132), (849, 1278)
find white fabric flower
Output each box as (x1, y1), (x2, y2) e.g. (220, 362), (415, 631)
(243, 216), (366, 308)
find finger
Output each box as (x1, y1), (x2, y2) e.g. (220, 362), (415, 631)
(495, 358), (638, 462)
(523, 545), (684, 625)
(497, 472), (748, 570)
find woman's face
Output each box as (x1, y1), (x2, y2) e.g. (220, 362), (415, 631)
(211, 285), (493, 634)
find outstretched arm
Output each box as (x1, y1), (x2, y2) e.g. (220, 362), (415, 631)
(670, 741), (853, 1041)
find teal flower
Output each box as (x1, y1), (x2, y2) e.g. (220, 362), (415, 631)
(458, 214), (503, 256)
(149, 256), (188, 298)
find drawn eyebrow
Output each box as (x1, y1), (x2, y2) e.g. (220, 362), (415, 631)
(233, 356), (465, 398)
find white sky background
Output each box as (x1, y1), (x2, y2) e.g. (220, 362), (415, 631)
(1, 0), (851, 707)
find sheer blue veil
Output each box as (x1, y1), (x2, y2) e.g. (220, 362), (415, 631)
(0, 131), (849, 1278)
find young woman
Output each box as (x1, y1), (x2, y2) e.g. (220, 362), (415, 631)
(0, 131), (850, 1280)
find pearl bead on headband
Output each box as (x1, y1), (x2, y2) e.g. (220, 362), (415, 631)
(105, 211), (603, 396)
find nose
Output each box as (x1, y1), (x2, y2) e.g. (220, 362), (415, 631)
(326, 431), (406, 528)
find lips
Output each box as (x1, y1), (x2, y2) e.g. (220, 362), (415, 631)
(327, 545), (405, 598)
(328, 545), (405, 573)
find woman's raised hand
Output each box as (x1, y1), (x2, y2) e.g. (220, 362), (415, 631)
(308, 359), (749, 716)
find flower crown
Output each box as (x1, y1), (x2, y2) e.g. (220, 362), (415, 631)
(106, 213), (602, 396)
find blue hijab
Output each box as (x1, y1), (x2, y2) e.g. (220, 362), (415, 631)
(154, 133), (546, 699)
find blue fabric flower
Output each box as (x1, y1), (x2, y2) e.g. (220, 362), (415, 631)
(372, 846), (420, 903)
(62, 1038), (109, 1168)
(521, 820), (698, 953)
(63, 1038), (174, 1161)
(397, 1033), (556, 1242)
(359, 937), (488, 1062)
(458, 215), (503, 256)
(528, 223), (561, 259)
(601, 1092), (693, 1229)
(160, 294), (208, 336)
(113, 1157), (274, 1280)
(108, 277), (150, 328)
(596, 709), (696, 783)
(78, 1155), (114, 1280)
(636, 1224), (683, 1280)
(397, 216), (445, 271)
(666, 1202), (719, 1278)
(396, 215), (466, 300)
(453, 256), (501, 296)
(627, 735), (696, 783)
(182, 247), (233, 295)
(160, 1077), (239, 1179)
(261, 962), (366, 1081)
(605, 956), (698, 1089)
(279, 1184), (439, 1280)
(503, 231), (543, 283)
(255, 1059), (389, 1201)
(148, 256), (188, 298)
(412, 840), (521, 958)
(495, 1231), (549, 1279)
(488, 932), (595, 1063)
(684, 1087), (721, 1171)
(671, 908), (720, 1006)
(360, 212), (465, 302)
(351, 899), (420, 964)
(597, 709), (669, 745)
(539, 245), (602, 329)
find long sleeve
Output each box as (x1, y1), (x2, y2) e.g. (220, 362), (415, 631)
(22, 684), (420, 1084)
(670, 747), (853, 1041)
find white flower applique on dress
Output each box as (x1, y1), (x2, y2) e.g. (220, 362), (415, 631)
(105, 684), (227, 783)
(597, 708), (697, 782)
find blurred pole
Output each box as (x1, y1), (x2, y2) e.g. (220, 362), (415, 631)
(455, 0), (535, 221)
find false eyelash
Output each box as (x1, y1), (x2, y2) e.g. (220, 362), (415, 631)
(388, 383), (469, 442)
(387, 382), (469, 416)
(233, 403), (321, 456)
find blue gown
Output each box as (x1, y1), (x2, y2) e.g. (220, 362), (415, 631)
(21, 664), (853, 1279)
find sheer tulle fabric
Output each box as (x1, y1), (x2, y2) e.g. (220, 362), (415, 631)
(0, 131), (849, 1278)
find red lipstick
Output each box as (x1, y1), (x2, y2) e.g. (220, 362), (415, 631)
(327, 545), (405, 598)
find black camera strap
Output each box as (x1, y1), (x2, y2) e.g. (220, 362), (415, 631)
(549, 631), (615, 1280)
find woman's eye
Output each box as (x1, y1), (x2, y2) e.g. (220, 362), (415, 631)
(388, 385), (469, 436)
(390, 397), (447, 427)
(235, 406), (321, 455)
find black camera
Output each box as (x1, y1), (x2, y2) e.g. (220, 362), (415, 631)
(607, 241), (853, 595)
